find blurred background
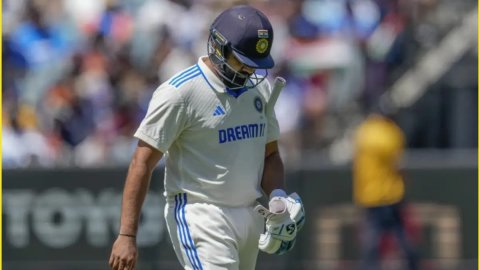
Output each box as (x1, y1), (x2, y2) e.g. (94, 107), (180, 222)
(2, 0), (477, 269)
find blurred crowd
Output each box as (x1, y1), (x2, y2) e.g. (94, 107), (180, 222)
(3, 0), (477, 168)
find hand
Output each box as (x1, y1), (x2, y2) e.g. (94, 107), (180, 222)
(258, 234), (297, 255)
(109, 235), (138, 270)
(284, 192), (305, 231)
(255, 192), (305, 255)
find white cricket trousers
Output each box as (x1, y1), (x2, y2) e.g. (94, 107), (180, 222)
(165, 193), (264, 270)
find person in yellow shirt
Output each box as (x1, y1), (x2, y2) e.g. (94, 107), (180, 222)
(353, 108), (418, 270)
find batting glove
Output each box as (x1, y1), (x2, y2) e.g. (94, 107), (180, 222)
(255, 191), (305, 255)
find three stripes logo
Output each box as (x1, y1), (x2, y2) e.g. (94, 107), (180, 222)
(213, 105), (226, 116)
(169, 65), (201, 88)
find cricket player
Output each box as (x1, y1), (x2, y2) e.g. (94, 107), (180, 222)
(109, 5), (305, 270)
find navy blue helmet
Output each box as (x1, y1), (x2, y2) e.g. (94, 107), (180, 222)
(208, 5), (275, 89)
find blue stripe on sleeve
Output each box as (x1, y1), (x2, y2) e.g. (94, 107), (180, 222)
(170, 65), (198, 85)
(174, 71), (201, 88)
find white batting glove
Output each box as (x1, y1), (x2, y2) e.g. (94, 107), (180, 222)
(255, 191), (305, 255)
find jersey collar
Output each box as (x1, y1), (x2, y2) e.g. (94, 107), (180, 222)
(197, 56), (251, 98)
(197, 56), (226, 94)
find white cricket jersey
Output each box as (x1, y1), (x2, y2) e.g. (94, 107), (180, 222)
(134, 56), (280, 207)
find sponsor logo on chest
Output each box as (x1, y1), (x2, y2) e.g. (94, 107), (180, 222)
(218, 123), (266, 144)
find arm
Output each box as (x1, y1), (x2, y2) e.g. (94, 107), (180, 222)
(261, 141), (285, 197)
(109, 140), (163, 270)
(257, 141), (305, 255)
(119, 140), (163, 235)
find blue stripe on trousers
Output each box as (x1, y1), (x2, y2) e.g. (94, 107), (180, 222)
(175, 194), (199, 269)
(181, 193), (203, 269)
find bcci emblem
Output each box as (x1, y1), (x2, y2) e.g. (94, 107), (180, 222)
(254, 96), (263, 113)
(256, 39), (268, 54)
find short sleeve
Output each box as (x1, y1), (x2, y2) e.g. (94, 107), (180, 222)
(134, 84), (188, 152)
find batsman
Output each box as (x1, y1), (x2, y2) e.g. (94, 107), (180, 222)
(109, 5), (305, 270)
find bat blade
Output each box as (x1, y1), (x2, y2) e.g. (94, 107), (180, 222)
(266, 77), (286, 114)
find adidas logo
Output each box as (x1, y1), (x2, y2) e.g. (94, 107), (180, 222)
(213, 105), (226, 116)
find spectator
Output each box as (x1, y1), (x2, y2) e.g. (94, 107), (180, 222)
(2, 0), (476, 167)
(353, 102), (419, 270)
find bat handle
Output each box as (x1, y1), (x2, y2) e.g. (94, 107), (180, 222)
(274, 77), (286, 86)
